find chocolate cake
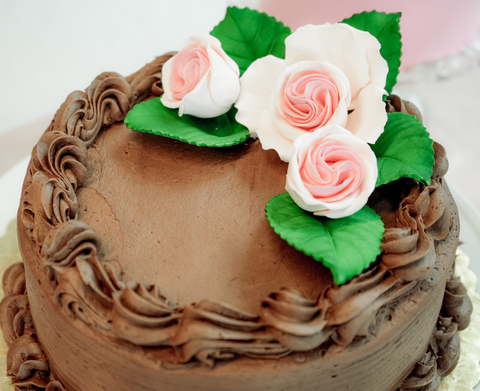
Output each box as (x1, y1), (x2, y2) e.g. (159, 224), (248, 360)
(0, 8), (473, 391)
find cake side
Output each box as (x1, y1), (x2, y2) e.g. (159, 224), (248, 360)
(17, 239), (452, 391)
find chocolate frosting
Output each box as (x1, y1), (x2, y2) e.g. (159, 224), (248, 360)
(48, 52), (172, 147)
(398, 275), (473, 391)
(0, 52), (469, 390)
(386, 94), (424, 123)
(0, 263), (66, 391)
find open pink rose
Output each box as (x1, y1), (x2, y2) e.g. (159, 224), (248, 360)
(286, 125), (378, 218)
(161, 34), (240, 118)
(281, 67), (341, 131)
(235, 23), (388, 162)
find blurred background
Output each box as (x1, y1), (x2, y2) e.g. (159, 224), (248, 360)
(1, 0), (480, 232)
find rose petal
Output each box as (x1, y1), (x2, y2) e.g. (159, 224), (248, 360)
(345, 84), (387, 143)
(235, 55), (285, 137)
(301, 141), (363, 202)
(320, 153), (376, 219)
(207, 46), (240, 107)
(160, 57), (181, 110)
(171, 48), (210, 100)
(271, 61), (350, 141)
(330, 132), (378, 167)
(180, 70), (227, 118)
(285, 24), (370, 102)
(347, 27), (388, 108)
(323, 134), (377, 216)
(198, 34), (240, 76)
(272, 92), (349, 142)
(257, 110), (295, 162)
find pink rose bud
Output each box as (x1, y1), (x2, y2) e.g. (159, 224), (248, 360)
(286, 125), (378, 219)
(161, 34), (240, 118)
(169, 47), (211, 101)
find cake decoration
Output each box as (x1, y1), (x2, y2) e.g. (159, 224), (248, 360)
(285, 125), (378, 218)
(123, 34), (249, 148)
(340, 11), (402, 94)
(160, 34), (240, 118)
(372, 112), (434, 187)
(266, 193), (383, 284)
(266, 111), (434, 284)
(124, 7), (292, 148)
(234, 21), (388, 161)
(210, 6), (292, 76)
(124, 7), (436, 285)
(124, 99), (249, 147)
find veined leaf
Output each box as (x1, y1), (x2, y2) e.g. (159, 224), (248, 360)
(211, 6), (291, 75)
(124, 99), (249, 147)
(266, 193), (384, 285)
(371, 112), (434, 187)
(342, 11), (402, 94)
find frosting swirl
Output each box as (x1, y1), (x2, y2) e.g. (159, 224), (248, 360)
(385, 94), (423, 123)
(49, 53), (173, 146)
(398, 273), (472, 390)
(0, 263), (66, 391)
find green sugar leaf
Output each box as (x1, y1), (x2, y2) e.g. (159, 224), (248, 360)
(342, 11), (402, 94)
(371, 112), (435, 187)
(124, 99), (250, 147)
(266, 193), (384, 285)
(210, 6), (291, 76)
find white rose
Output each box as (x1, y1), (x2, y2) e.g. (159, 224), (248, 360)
(161, 34), (240, 118)
(286, 125), (378, 219)
(235, 23), (388, 162)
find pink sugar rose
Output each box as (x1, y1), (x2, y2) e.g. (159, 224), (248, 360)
(286, 125), (378, 219)
(161, 34), (240, 118)
(235, 23), (388, 162)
